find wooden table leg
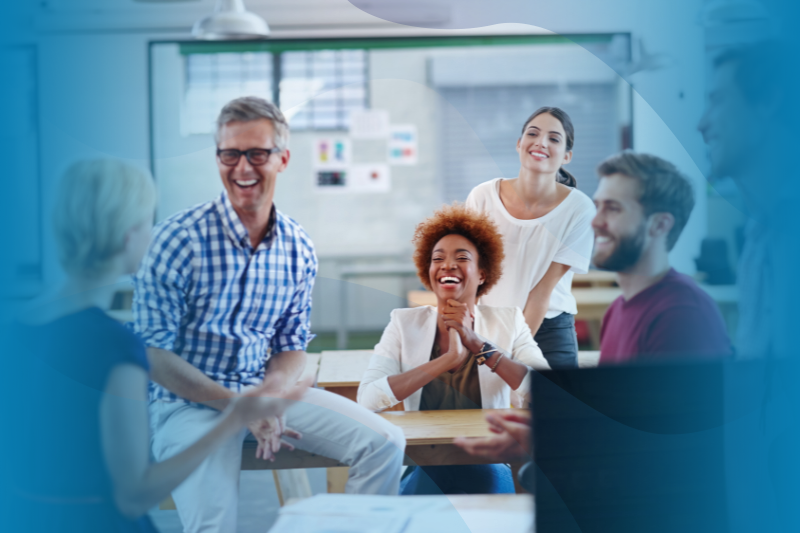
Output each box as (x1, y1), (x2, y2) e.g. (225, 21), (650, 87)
(273, 469), (313, 506)
(327, 466), (349, 494)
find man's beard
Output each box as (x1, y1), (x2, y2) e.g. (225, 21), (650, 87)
(593, 222), (646, 272)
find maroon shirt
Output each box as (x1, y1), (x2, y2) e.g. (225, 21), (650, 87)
(599, 269), (732, 365)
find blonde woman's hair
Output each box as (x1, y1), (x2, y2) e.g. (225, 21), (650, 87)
(52, 159), (156, 278)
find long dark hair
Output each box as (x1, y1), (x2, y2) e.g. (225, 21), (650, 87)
(520, 106), (577, 188)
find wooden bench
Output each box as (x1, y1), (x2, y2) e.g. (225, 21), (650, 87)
(161, 354), (324, 509)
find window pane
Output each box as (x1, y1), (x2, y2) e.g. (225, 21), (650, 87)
(280, 49), (367, 131)
(181, 52), (273, 136)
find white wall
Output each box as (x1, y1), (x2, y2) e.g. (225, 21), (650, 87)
(25, 1), (711, 331)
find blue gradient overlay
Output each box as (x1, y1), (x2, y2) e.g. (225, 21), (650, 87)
(2, 0), (800, 531)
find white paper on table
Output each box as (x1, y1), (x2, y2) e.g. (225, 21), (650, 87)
(350, 109), (390, 139)
(267, 494), (534, 533)
(269, 513), (409, 533)
(401, 507), (533, 533)
(277, 494), (452, 516)
(452, 510), (533, 533)
(268, 494), (424, 533)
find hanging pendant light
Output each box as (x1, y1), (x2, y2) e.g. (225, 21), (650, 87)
(192, 0), (270, 40)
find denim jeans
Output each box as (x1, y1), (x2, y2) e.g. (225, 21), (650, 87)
(535, 312), (579, 369)
(400, 464), (515, 495)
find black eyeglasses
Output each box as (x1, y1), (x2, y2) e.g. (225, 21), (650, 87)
(216, 148), (281, 167)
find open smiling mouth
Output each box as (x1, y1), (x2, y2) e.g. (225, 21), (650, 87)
(439, 276), (461, 285)
(233, 179), (259, 189)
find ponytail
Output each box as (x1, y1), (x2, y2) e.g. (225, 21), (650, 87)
(557, 167), (577, 188)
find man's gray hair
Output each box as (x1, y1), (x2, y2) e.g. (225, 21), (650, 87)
(215, 96), (290, 151)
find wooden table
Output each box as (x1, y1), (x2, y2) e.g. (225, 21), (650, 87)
(574, 283), (739, 348)
(572, 270), (617, 287)
(317, 349), (374, 402)
(380, 408), (526, 466)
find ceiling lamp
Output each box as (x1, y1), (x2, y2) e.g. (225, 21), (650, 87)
(192, 0), (270, 40)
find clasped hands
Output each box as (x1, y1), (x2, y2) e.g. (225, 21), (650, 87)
(230, 372), (310, 461)
(440, 299), (483, 370)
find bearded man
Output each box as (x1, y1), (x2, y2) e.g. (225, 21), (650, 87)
(591, 151), (732, 364)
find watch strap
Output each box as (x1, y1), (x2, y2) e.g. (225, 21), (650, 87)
(475, 342), (497, 365)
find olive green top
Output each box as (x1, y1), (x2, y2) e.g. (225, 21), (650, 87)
(419, 342), (483, 411)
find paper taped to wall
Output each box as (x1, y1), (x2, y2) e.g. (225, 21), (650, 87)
(388, 124), (418, 165)
(350, 109), (390, 139)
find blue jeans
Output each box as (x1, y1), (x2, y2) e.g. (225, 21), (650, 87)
(400, 464), (515, 495)
(535, 312), (579, 369)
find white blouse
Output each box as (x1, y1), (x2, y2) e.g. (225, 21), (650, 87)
(466, 179), (596, 318)
(357, 305), (549, 412)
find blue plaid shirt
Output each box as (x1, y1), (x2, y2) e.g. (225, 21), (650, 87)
(133, 192), (317, 403)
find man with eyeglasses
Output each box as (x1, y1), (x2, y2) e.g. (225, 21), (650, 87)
(132, 96), (405, 532)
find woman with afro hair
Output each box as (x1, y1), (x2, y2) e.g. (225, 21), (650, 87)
(357, 203), (549, 495)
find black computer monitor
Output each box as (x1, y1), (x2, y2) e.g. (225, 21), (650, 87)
(532, 361), (739, 533)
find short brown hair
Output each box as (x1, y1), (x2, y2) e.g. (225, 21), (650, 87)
(597, 151), (694, 251)
(412, 204), (505, 298)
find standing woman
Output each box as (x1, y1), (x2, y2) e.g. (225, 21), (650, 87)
(466, 107), (596, 369)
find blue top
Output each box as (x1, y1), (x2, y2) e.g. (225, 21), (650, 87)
(132, 192), (318, 403)
(9, 307), (157, 533)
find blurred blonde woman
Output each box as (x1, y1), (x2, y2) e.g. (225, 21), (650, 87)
(10, 159), (307, 533)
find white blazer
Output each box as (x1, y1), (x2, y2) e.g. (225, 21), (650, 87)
(357, 305), (549, 412)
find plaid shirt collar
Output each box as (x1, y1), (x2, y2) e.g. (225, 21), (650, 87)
(215, 191), (277, 251)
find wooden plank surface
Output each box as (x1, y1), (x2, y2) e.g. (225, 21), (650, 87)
(240, 443), (345, 470)
(239, 410), (528, 470)
(572, 270), (617, 287)
(577, 350), (600, 368)
(573, 287), (623, 305)
(317, 350), (373, 387)
(403, 443), (522, 467)
(379, 408), (524, 445)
